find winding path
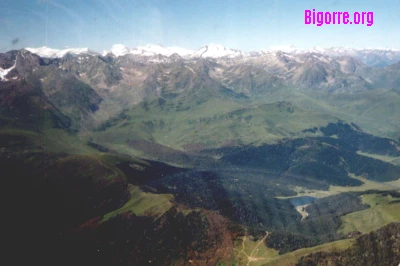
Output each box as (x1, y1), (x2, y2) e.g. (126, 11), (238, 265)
(236, 230), (270, 266)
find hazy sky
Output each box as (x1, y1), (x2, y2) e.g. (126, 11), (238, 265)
(0, 0), (399, 52)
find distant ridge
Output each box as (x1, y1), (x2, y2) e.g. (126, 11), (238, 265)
(23, 44), (400, 66)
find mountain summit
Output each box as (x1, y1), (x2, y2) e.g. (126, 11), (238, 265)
(22, 44), (400, 66)
(25, 46), (91, 58)
(192, 44), (245, 58)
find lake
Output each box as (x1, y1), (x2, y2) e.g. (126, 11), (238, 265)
(289, 196), (317, 207)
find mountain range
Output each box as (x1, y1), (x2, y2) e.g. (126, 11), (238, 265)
(23, 44), (400, 66)
(2, 45), (400, 140)
(1, 44), (400, 266)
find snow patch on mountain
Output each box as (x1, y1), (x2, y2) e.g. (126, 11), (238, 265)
(110, 44), (130, 57)
(311, 47), (400, 66)
(0, 59), (17, 81)
(263, 45), (303, 54)
(23, 44), (400, 66)
(260, 45), (400, 66)
(132, 44), (193, 57)
(108, 44), (193, 57)
(192, 44), (245, 58)
(25, 46), (90, 58)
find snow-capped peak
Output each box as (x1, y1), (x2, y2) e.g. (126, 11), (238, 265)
(192, 44), (244, 58)
(130, 44), (193, 57)
(107, 44), (194, 57)
(25, 46), (90, 58)
(21, 44), (400, 67)
(263, 45), (300, 53)
(110, 44), (130, 57)
(307, 46), (358, 55)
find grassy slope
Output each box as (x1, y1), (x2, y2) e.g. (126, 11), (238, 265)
(0, 128), (97, 154)
(233, 191), (399, 266)
(92, 91), (339, 152)
(102, 184), (174, 222)
(357, 151), (400, 166)
(392, 157), (400, 165)
(42, 130), (174, 220)
(263, 239), (354, 266)
(234, 232), (279, 266)
(338, 194), (400, 235)
(305, 88), (400, 140)
(279, 174), (400, 199)
(0, 124), (172, 215)
(90, 87), (400, 160)
(386, 179), (400, 187)
(233, 234), (354, 266)
(253, 88), (400, 140)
